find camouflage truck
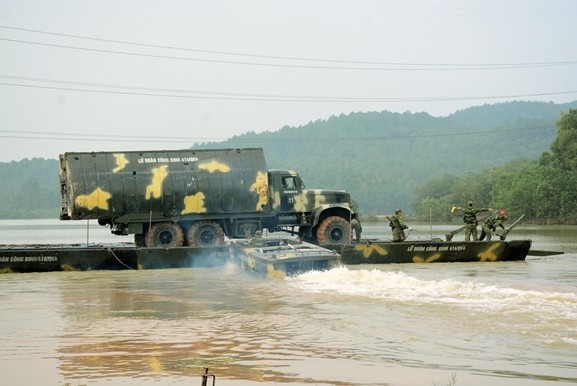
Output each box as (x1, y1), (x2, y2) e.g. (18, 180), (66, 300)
(59, 148), (353, 248)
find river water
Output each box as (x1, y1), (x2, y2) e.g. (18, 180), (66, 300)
(1, 219), (576, 386)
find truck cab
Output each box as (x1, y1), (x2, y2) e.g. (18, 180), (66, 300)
(267, 170), (352, 244)
(268, 170), (302, 213)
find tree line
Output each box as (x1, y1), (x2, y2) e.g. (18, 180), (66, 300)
(0, 158), (59, 219)
(411, 109), (577, 224)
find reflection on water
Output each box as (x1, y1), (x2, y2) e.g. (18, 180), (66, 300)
(54, 269), (356, 384)
(1, 220), (577, 386)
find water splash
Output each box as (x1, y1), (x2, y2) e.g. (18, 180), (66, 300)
(287, 267), (577, 317)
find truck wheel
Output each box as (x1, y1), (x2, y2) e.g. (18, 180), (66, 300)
(316, 216), (351, 245)
(187, 222), (225, 247)
(145, 222), (185, 248)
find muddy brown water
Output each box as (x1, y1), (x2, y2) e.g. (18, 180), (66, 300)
(1, 220), (576, 386)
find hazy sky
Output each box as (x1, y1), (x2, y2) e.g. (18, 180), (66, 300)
(1, 0), (576, 162)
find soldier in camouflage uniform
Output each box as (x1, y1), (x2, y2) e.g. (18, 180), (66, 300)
(248, 230), (266, 247)
(479, 209), (507, 241)
(351, 213), (362, 243)
(389, 209), (412, 242)
(455, 201), (493, 241)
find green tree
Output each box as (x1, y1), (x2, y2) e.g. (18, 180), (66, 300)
(412, 109), (577, 224)
(538, 109), (577, 222)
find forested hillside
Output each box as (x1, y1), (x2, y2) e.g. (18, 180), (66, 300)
(220, 100), (577, 214)
(1, 100), (576, 219)
(0, 158), (59, 218)
(412, 108), (577, 223)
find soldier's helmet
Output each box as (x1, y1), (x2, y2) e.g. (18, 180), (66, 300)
(255, 230), (262, 237)
(468, 201), (473, 207)
(395, 209), (403, 215)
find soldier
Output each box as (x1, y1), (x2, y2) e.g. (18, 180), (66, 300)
(455, 201), (493, 241)
(248, 230), (266, 247)
(351, 213), (362, 243)
(389, 209), (412, 242)
(480, 209), (508, 241)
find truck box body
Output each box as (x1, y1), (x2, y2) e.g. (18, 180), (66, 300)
(60, 148), (267, 221)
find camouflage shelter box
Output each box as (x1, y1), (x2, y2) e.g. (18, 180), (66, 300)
(60, 148), (266, 219)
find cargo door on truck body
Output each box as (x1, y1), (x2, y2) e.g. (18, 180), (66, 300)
(67, 153), (110, 219)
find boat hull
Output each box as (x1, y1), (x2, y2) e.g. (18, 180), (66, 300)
(229, 238), (341, 279)
(323, 239), (532, 264)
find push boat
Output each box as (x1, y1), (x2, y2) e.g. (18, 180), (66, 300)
(320, 212), (549, 265)
(229, 237), (341, 279)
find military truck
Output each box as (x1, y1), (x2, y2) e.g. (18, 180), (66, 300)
(59, 148), (353, 248)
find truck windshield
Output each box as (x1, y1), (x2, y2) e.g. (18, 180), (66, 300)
(282, 177), (297, 189)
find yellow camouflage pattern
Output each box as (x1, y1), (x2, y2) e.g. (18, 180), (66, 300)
(145, 165), (168, 200)
(413, 253), (442, 263)
(353, 242), (388, 258)
(181, 192), (207, 214)
(478, 243), (501, 261)
(74, 187), (111, 210)
(250, 171), (269, 210)
(112, 154), (129, 173)
(198, 160), (230, 173)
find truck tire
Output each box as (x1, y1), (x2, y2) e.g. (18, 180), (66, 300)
(187, 222), (225, 247)
(316, 216), (351, 245)
(145, 222), (185, 248)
